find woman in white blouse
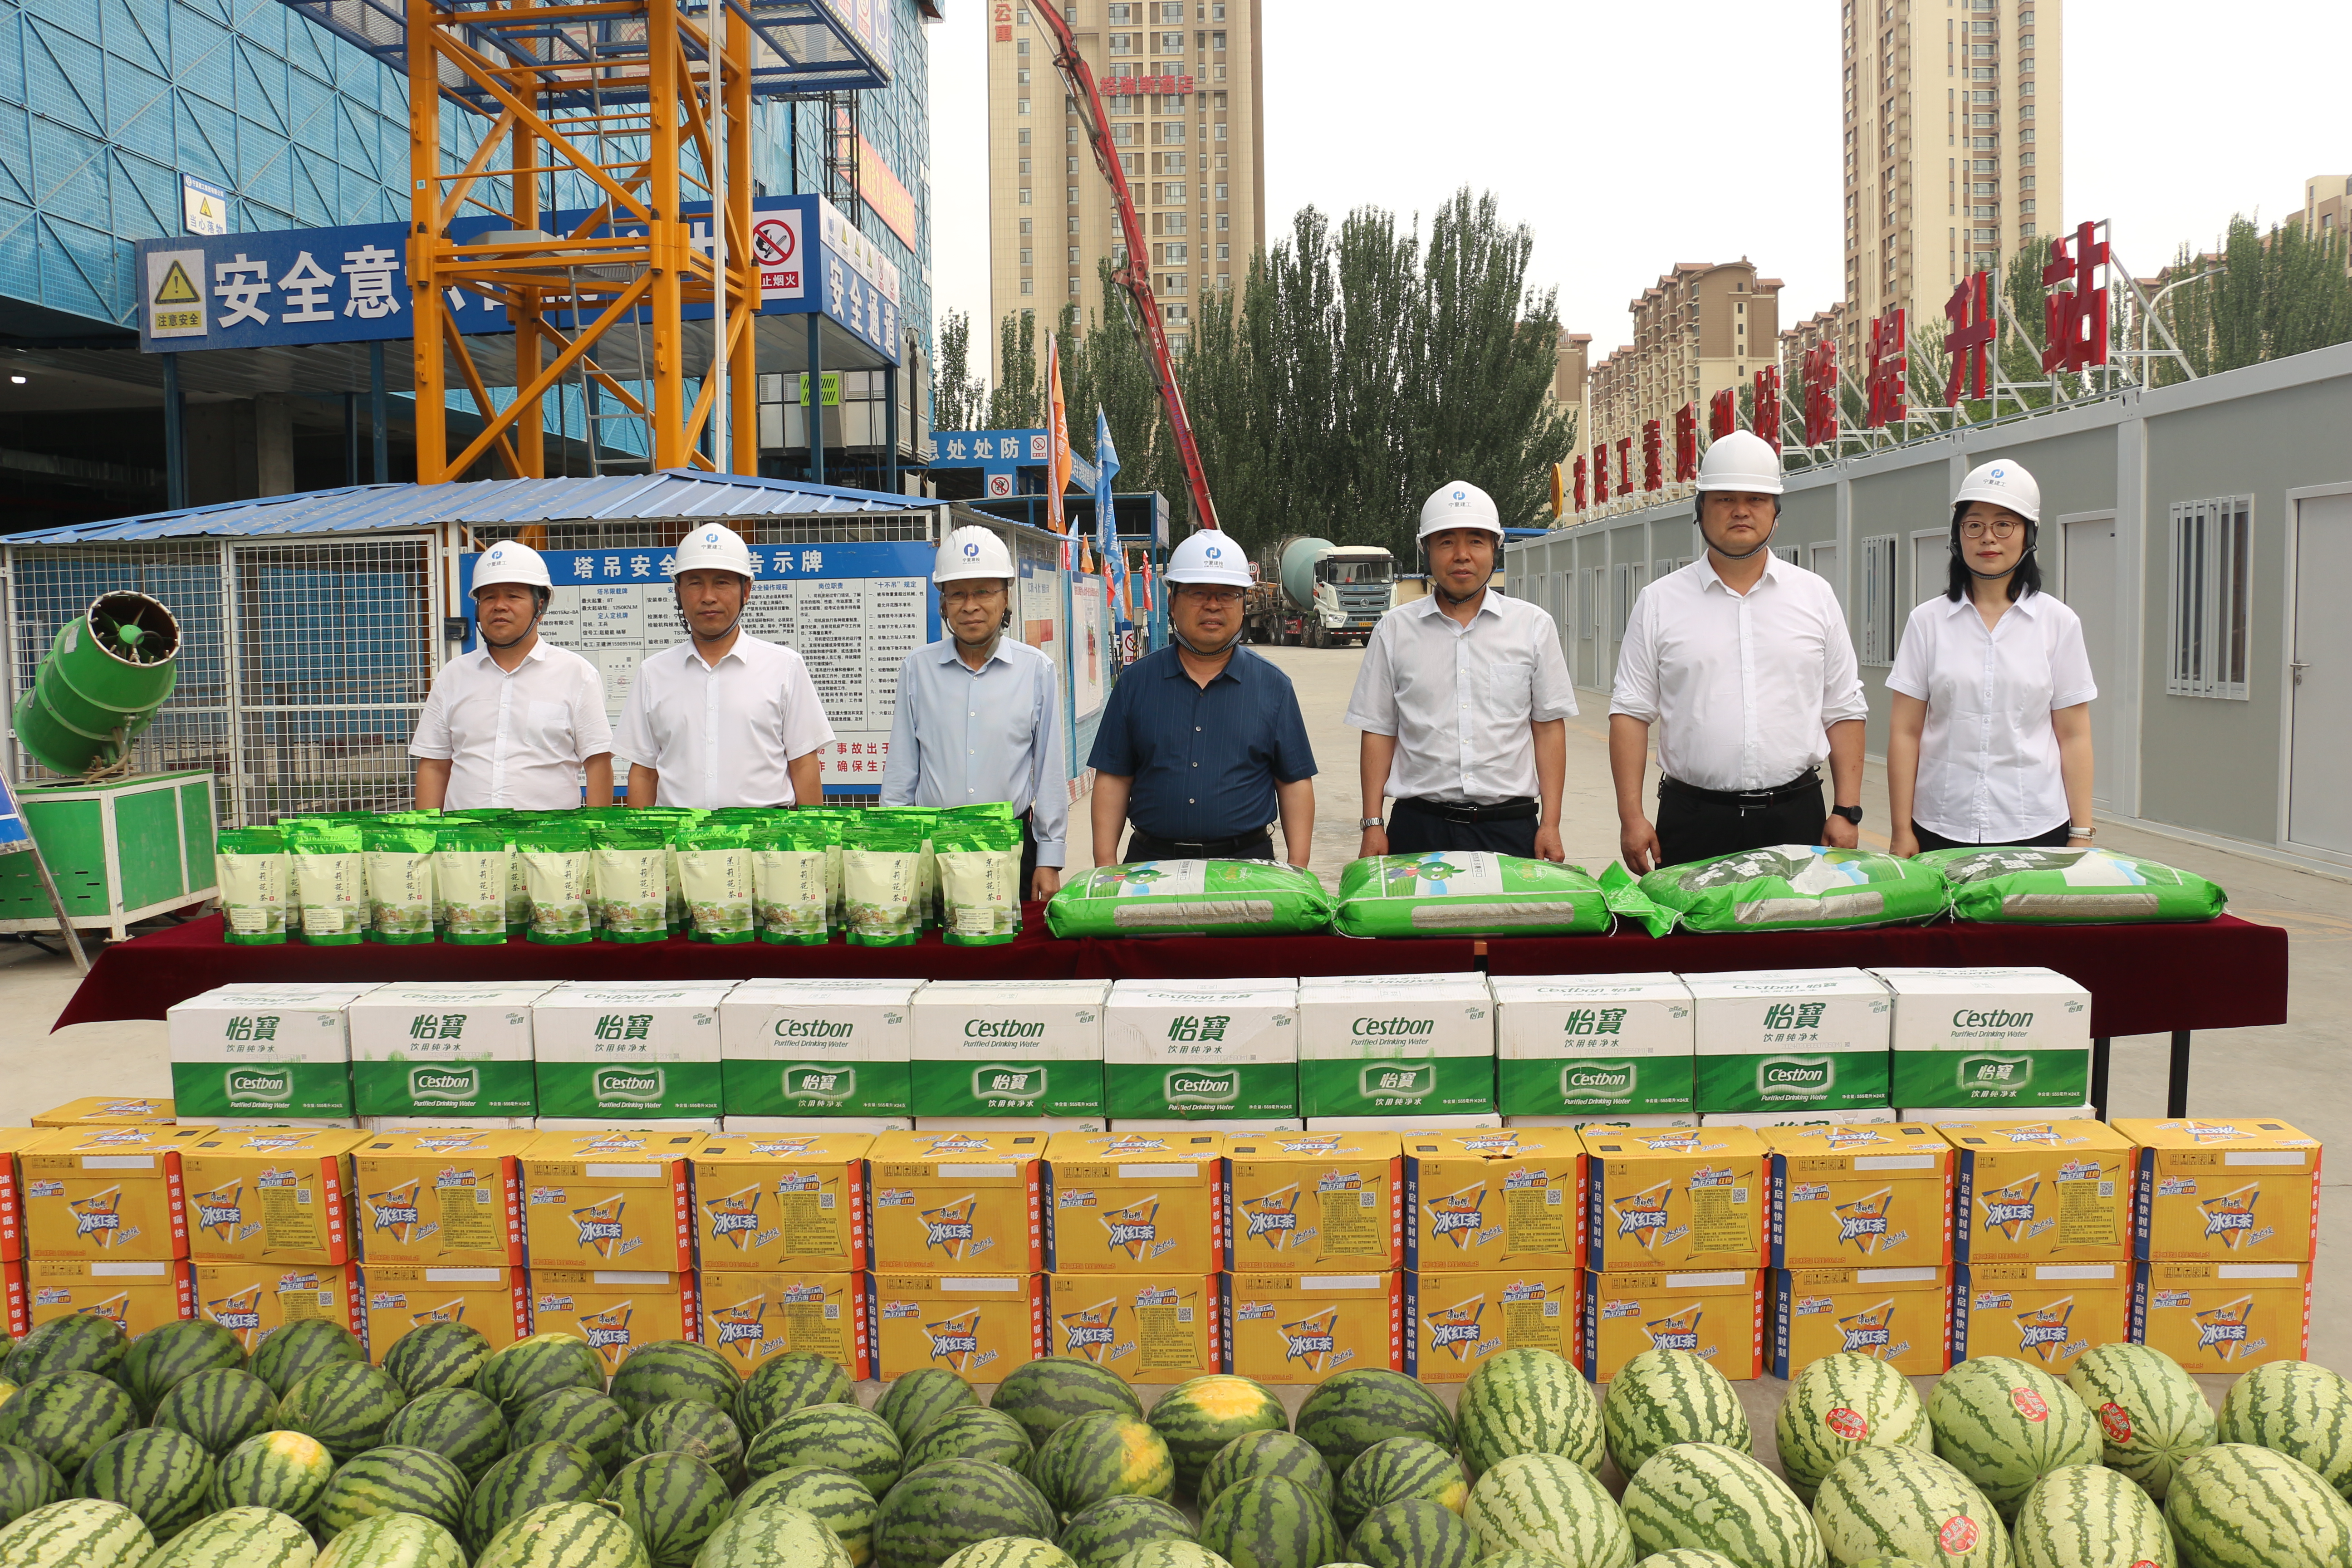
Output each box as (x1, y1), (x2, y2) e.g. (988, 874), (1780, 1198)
(1886, 460), (2097, 856)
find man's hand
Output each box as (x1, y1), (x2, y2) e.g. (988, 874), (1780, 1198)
(1619, 815), (1661, 874)
(1031, 867), (1062, 901)
(1359, 826), (1390, 860)
(1821, 812), (1861, 849)
(1532, 823), (1566, 863)
(1888, 825), (1920, 859)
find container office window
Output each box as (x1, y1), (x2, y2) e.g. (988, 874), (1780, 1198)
(1859, 534), (1899, 664)
(2168, 496), (2253, 699)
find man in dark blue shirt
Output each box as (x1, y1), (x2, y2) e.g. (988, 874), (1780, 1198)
(1088, 530), (1318, 864)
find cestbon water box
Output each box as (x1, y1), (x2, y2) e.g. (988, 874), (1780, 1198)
(910, 980), (1111, 1121)
(1102, 979), (1298, 1121)
(531, 982), (735, 1121)
(1489, 973), (1694, 1120)
(1683, 969), (1892, 1115)
(720, 978), (921, 1121)
(1297, 973), (1496, 1120)
(167, 984), (377, 1122)
(346, 983), (550, 1120)
(1872, 967), (2092, 1111)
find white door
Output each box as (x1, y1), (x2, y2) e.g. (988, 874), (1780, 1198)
(2289, 495), (2352, 852)
(2062, 515), (2117, 811)
(1809, 541), (1842, 609)
(1912, 531), (1949, 606)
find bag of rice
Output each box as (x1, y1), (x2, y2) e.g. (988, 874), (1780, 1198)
(214, 828), (290, 945)
(285, 824), (364, 945)
(592, 828), (671, 943)
(361, 823), (438, 943)
(1637, 843), (1948, 932)
(843, 818), (925, 947)
(1044, 859), (1334, 937)
(750, 818), (833, 944)
(1919, 844), (2228, 924)
(516, 823), (593, 944)
(675, 822), (755, 944)
(433, 824), (512, 944)
(1333, 851), (1612, 936)
(936, 818), (1024, 946)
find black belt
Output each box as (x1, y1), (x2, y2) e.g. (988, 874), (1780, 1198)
(1397, 795), (1538, 824)
(1660, 769), (1822, 813)
(1135, 828), (1272, 857)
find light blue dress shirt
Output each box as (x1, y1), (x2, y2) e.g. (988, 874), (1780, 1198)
(880, 636), (1069, 867)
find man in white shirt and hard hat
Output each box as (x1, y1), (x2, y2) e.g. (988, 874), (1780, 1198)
(410, 539), (614, 809)
(1609, 429), (1871, 871)
(1347, 480), (1576, 862)
(614, 522), (835, 808)
(881, 525), (1069, 900)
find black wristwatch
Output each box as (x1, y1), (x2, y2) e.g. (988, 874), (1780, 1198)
(1831, 804), (1864, 825)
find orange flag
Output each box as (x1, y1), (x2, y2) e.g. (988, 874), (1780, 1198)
(1045, 333), (1072, 537)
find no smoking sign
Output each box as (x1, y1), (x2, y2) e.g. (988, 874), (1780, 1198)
(753, 215), (802, 298)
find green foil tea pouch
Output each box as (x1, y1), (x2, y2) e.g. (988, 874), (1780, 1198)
(285, 825), (364, 945)
(433, 824), (512, 944)
(676, 823), (755, 944)
(1045, 859), (1336, 937)
(517, 824), (593, 944)
(214, 828), (290, 945)
(1637, 843), (1949, 932)
(593, 829), (671, 943)
(751, 819), (833, 945)
(936, 819), (1024, 946)
(1919, 845), (2228, 924)
(361, 824), (438, 944)
(503, 834), (532, 934)
(1333, 852), (1614, 937)
(843, 820), (926, 947)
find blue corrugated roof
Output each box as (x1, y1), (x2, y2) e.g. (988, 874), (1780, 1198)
(6, 472), (929, 544)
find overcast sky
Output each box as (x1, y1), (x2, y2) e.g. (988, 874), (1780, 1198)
(926, 2), (2352, 370)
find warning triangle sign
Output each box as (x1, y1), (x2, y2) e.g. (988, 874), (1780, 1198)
(153, 260), (199, 306)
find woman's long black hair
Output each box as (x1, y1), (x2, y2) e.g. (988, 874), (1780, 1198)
(1945, 500), (2043, 603)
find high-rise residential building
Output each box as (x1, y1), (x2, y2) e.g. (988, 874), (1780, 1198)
(985, 0), (1264, 373)
(1840, 0), (2061, 372)
(1585, 261), (1782, 471)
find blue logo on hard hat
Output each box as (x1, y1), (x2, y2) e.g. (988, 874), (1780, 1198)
(1454, 490), (1466, 501)
(1205, 545), (1222, 559)
(704, 530), (719, 542)
(962, 541), (980, 557)
(1989, 467), (2006, 479)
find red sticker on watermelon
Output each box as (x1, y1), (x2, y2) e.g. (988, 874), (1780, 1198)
(2100, 1401), (2135, 1443)
(1939, 1516), (1981, 1552)
(2011, 1387), (2049, 1422)
(1823, 1406), (1870, 1441)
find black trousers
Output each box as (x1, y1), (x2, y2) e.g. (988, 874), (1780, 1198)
(1911, 819), (2073, 852)
(1385, 797), (1539, 858)
(1124, 828), (1275, 863)
(1018, 810), (1039, 893)
(1655, 779), (1826, 868)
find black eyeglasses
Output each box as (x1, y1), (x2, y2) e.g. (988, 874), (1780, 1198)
(1960, 518), (2021, 540)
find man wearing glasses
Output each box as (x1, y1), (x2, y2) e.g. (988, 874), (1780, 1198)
(1088, 529), (1317, 866)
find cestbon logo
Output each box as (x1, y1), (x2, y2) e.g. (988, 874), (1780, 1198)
(409, 1064), (480, 1105)
(1758, 1057), (1833, 1100)
(593, 1066), (665, 1106)
(973, 1065), (1047, 1106)
(1560, 1062), (1635, 1102)
(1359, 1062), (1434, 1100)
(1164, 1068), (1240, 1108)
(1959, 1053), (2032, 1092)
(783, 1065), (856, 1102)
(225, 1067), (294, 1107)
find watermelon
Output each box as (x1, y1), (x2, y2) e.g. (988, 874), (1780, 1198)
(72, 1427), (215, 1541)
(0, 1446), (61, 1529)
(747, 1404), (901, 1496)
(1456, 1348), (1603, 1480)
(1603, 1349), (1750, 1482)
(737, 1465), (877, 1566)
(121, 1321), (246, 1417)
(3, 1317), (128, 1388)
(462, 1442), (607, 1555)
(316, 1446), (472, 1538)
(2010, 1464), (2174, 1568)
(1628, 1555), (1740, 1568)
(473, 1500), (650, 1568)
(1334, 1436), (1467, 1534)
(1107, 1548), (1232, 1568)
(1198, 1474), (1343, 1568)
(903, 1409), (1034, 1479)
(609, 1340), (740, 1424)
(382, 1387), (510, 1484)
(278, 1363), (408, 1462)
(1295, 1372), (1455, 1481)
(695, 1502), (854, 1568)
(625, 1399), (746, 1489)
(1347, 1498), (1476, 1568)
(877, 1370), (979, 1448)
(2215, 1360), (2352, 1499)
(212, 1430), (338, 1519)
(1057, 1495), (1194, 1568)
(1462, 1452), (1634, 1566)
(940, 1544), (1074, 1568)
(139, 1504), (313, 1567)
(1146, 1377), (1287, 1500)
(250, 1320), (367, 1400)
(473, 1335), (607, 1420)
(870, 1458), (1058, 1568)
(1778, 1353), (1935, 1503)
(736, 1355), (858, 1438)
(1030, 1413), (1176, 1517)
(312, 1511), (467, 1568)
(380, 1322), (493, 1400)
(1811, 1445), (2011, 1567)
(604, 1452), (734, 1568)
(1619, 1441), (1823, 1568)
(151, 1369), (279, 1459)
(992, 1360), (1144, 1451)
(1926, 1357), (2100, 1520)
(1198, 1432), (1333, 1514)
(509, 1389), (629, 1476)
(0, 1497), (151, 1567)
(2065, 1343), (2214, 1501)
(0, 1371), (137, 1478)
(2164, 1442), (2352, 1568)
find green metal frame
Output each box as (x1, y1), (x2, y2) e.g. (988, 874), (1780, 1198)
(0, 771), (217, 942)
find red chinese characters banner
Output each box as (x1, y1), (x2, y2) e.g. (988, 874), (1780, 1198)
(1753, 366), (1783, 451)
(1674, 403), (1699, 482)
(1944, 271), (1994, 403)
(1867, 308), (1908, 430)
(1573, 455), (1588, 511)
(1615, 437), (1633, 495)
(1801, 339), (1838, 447)
(1641, 419), (1662, 491)
(2043, 220), (2110, 374)
(1708, 388), (1736, 441)
(1591, 443), (1609, 503)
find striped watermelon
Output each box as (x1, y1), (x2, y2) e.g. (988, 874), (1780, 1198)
(1462, 1452), (1633, 1567)
(992, 1359), (1145, 1450)
(1056, 1495), (1194, 1568)
(1146, 1377), (1288, 1500)
(315, 1446), (472, 1538)
(876, 1370), (979, 1448)
(903, 1409), (1034, 1479)
(461, 1442), (608, 1556)
(870, 1458), (1058, 1568)
(382, 1387), (510, 1484)
(2163, 1442), (2352, 1568)
(278, 1363), (408, 1462)
(938, 1543), (1075, 1568)
(0, 1497), (152, 1568)
(737, 1465), (877, 1565)
(0, 1371), (137, 1478)
(1198, 1474), (1343, 1568)
(1106, 1548), (1233, 1568)
(1620, 1442), (1823, 1568)
(380, 1322), (493, 1400)
(1199, 1433), (1333, 1514)
(0, 1445), (61, 1529)
(1295, 1372), (1454, 1482)
(625, 1399), (746, 1489)
(1777, 1353), (1935, 1503)
(250, 1320), (367, 1400)
(2010, 1465), (2175, 1568)
(138, 1504), (313, 1567)
(736, 1355), (858, 1438)
(312, 1511), (467, 1568)
(151, 1369), (279, 1459)
(473, 1335), (607, 1420)
(1456, 1348), (1604, 1479)
(509, 1389), (629, 1476)
(1810, 1445), (2011, 1568)
(694, 1502), (853, 1568)
(72, 1427), (215, 1541)
(2065, 1343), (2214, 1501)
(1603, 1349), (1751, 1483)
(603, 1452), (734, 1568)
(1627, 1555), (1742, 1568)
(1347, 1498), (1476, 1568)
(473, 1501), (651, 1568)
(2215, 1360), (2352, 1499)
(1334, 1436), (1466, 1536)
(212, 1430), (338, 1519)
(1030, 1413), (1176, 1517)
(4, 1317), (127, 1388)
(610, 1340), (740, 1424)
(122, 1321), (246, 1417)
(1926, 1357), (2100, 1521)
(746, 1404), (901, 1496)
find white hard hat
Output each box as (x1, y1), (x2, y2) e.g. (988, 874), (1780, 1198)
(1955, 459), (2041, 525)
(473, 539), (551, 593)
(1417, 480), (1503, 542)
(1695, 430), (1785, 495)
(935, 525), (1015, 584)
(1165, 529), (1253, 588)
(672, 523), (755, 578)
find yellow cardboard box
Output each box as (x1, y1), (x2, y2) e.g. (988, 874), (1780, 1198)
(2133, 1261), (2311, 1373)
(1400, 1128), (1586, 1274)
(2116, 1118), (2322, 1265)
(31, 1098), (177, 1129)
(25, 1259), (191, 1335)
(1404, 1268), (1581, 1382)
(1772, 1265), (1951, 1378)
(192, 1260), (364, 1352)
(869, 1272), (1043, 1383)
(868, 1130), (1045, 1275)
(353, 1130), (529, 1268)
(0, 1127), (53, 1263)
(1767, 1123), (1953, 1270)
(1224, 1131), (1401, 1271)
(1582, 1268), (1767, 1381)
(528, 1268), (701, 1378)
(23, 1126), (211, 1262)
(360, 1265), (530, 1362)
(1582, 1125), (1767, 1272)
(699, 1270), (871, 1381)
(692, 1133), (872, 1275)
(181, 1128), (367, 1266)
(1224, 1270), (1402, 1385)
(1043, 1131), (1225, 1276)
(0, 1262), (20, 1338)
(1044, 1272), (1220, 1383)
(1952, 1260), (2132, 1375)
(520, 1129), (705, 1274)
(1938, 1120), (2135, 1264)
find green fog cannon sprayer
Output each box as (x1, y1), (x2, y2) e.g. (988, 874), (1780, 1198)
(11, 592), (181, 779)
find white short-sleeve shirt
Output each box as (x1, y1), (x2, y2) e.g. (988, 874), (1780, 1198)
(611, 634), (837, 808)
(1886, 589), (2097, 842)
(407, 640), (613, 810)
(1343, 591), (1579, 804)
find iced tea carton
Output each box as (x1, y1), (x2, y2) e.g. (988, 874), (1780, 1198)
(1404, 1267), (1582, 1381)
(698, 1270), (871, 1380)
(720, 979), (920, 1120)
(31, 1099), (176, 1129)
(2132, 1261), (2311, 1373)
(2116, 1118), (2322, 1264)
(868, 1129), (1044, 1274)
(1581, 1124), (1767, 1272)
(1490, 974), (1695, 1120)
(531, 982), (733, 1121)
(0, 1127), (49, 1262)
(691, 1132), (871, 1274)
(868, 1272), (1044, 1382)
(192, 1260), (363, 1351)
(345, 983), (549, 1120)
(359, 1265), (531, 1362)
(518, 1129), (704, 1272)
(1765, 1122), (1953, 1269)
(1582, 1268), (1768, 1380)
(26, 1259), (192, 1336)
(1042, 1131), (1224, 1275)
(180, 1128), (366, 1266)
(1044, 1272), (1221, 1382)
(1223, 1131), (1401, 1271)
(1771, 1265), (1951, 1377)
(22, 1126), (210, 1262)
(1102, 980), (1298, 1121)
(350, 1130), (529, 1268)
(1950, 1260), (2132, 1374)
(1401, 1127), (1586, 1273)
(1223, 1270), (1403, 1383)
(1938, 1120), (2135, 1263)
(528, 1268), (701, 1377)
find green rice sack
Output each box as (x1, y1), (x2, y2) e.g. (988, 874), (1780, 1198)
(214, 827), (290, 945)
(843, 818), (926, 947)
(516, 823), (593, 944)
(285, 824), (364, 945)
(1637, 843), (1949, 932)
(1920, 844), (2228, 924)
(675, 822), (756, 945)
(591, 827), (671, 943)
(1045, 859), (1335, 937)
(751, 817), (834, 945)
(1333, 852), (1613, 937)
(936, 818), (1024, 946)
(361, 823), (438, 944)
(433, 824), (512, 944)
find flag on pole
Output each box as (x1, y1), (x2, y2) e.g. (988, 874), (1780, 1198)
(1045, 333), (1072, 549)
(1093, 405), (1122, 609)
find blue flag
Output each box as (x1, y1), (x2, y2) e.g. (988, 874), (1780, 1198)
(0, 774), (29, 855)
(1094, 406), (1122, 605)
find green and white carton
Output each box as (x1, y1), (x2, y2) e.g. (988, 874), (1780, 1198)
(1297, 972), (1496, 1120)
(719, 977), (921, 1122)
(910, 980), (1110, 1120)
(1103, 979), (1298, 1121)
(1489, 973), (1694, 1120)
(531, 980), (734, 1121)
(345, 982), (549, 1121)
(1872, 965), (2092, 1110)
(167, 983), (378, 1121)
(1685, 968), (1891, 1114)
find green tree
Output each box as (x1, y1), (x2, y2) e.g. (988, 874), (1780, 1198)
(987, 309), (1044, 429)
(930, 309), (986, 432)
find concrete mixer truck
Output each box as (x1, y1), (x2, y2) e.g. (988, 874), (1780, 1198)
(1243, 535), (1396, 647)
